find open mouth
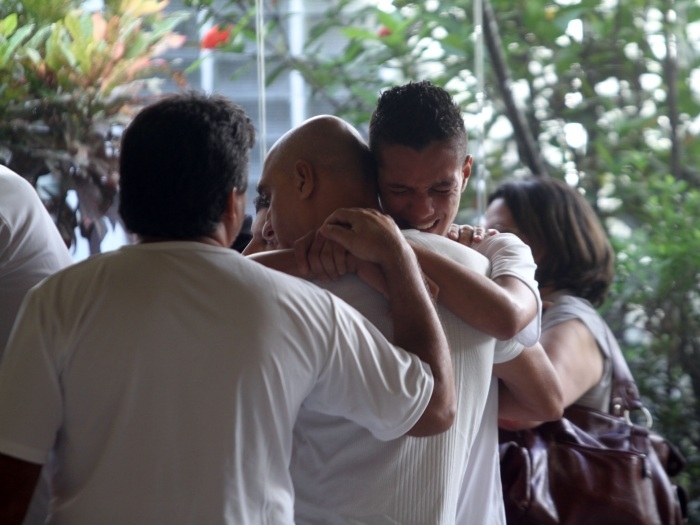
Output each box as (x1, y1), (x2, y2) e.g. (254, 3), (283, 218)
(394, 218), (440, 233)
(414, 219), (440, 233)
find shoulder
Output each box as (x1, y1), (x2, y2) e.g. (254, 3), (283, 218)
(0, 165), (35, 193)
(25, 249), (118, 296)
(0, 168), (45, 223)
(0, 167), (72, 266)
(547, 294), (594, 316)
(543, 294), (608, 342)
(477, 233), (534, 264)
(235, 252), (349, 322)
(0, 167), (44, 220)
(402, 230), (489, 272)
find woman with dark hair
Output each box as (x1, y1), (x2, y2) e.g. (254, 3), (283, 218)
(485, 176), (617, 423)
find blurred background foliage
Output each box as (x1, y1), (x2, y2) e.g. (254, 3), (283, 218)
(188, 0), (700, 518)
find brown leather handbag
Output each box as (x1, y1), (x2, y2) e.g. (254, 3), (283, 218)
(499, 340), (687, 525)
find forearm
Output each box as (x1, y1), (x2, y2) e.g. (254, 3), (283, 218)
(494, 344), (564, 426)
(411, 243), (531, 339)
(498, 382), (549, 430)
(384, 244), (455, 436)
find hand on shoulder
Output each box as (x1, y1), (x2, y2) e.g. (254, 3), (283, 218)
(447, 223), (499, 247)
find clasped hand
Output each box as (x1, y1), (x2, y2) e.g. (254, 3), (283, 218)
(293, 208), (407, 297)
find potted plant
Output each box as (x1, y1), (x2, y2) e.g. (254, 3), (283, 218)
(0, 0), (188, 252)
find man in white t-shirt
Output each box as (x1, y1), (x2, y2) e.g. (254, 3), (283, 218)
(0, 92), (456, 525)
(368, 80), (562, 524)
(250, 114), (504, 524)
(0, 165), (74, 525)
(0, 165), (73, 353)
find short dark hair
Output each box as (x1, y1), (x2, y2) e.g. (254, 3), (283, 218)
(119, 91), (255, 239)
(489, 177), (615, 306)
(368, 80), (467, 163)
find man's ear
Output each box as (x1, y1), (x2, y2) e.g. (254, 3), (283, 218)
(460, 155), (473, 193)
(224, 188), (247, 239)
(294, 159), (316, 199)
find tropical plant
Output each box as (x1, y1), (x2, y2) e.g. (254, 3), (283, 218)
(0, 0), (188, 250)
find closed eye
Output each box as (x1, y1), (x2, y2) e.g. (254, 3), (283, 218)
(254, 194), (270, 212)
(386, 186), (410, 194)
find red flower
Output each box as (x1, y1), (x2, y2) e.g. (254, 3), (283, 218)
(378, 26), (391, 38)
(201, 25), (232, 50)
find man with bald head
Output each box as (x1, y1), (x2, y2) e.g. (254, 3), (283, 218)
(256, 115), (378, 249)
(251, 115), (512, 524)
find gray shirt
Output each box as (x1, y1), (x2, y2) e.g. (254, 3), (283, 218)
(542, 292), (614, 412)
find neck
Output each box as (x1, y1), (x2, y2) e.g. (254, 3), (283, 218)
(138, 225), (233, 249)
(540, 286), (562, 302)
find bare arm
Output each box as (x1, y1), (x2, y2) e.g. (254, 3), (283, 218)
(0, 453), (41, 525)
(318, 208), (455, 437)
(495, 343), (564, 429)
(498, 320), (603, 430)
(288, 223), (537, 340)
(409, 242), (536, 340)
(404, 228), (557, 432)
(540, 319), (604, 407)
(249, 234), (394, 297)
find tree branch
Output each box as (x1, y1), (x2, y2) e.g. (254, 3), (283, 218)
(663, 7), (681, 181)
(482, 0), (549, 177)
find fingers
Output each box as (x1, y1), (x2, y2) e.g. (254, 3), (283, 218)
(296, 208), (407, 282)
(450, 224), (474, 247)
(307, 231), (349, 281)
(448, 224), (493, 246)
(447, 223), (461, 241)
(305, 233), (329, 279)
(320, 208), (403, 266)
(295, 229), (349, 281)
(472, 226), (485, 243)
(314, 234), (348, 280)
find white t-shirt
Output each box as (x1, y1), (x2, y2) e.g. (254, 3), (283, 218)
(0, 165), (74, 525)
(455, 233), (540, 525)
(0, 165), (73, 352)
(0, 242), (434, 525)
(475, 233), (541, 347)
(292, 230), (519, 525)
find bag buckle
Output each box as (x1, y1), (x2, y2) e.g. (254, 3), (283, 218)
(624, 406), (653, 429)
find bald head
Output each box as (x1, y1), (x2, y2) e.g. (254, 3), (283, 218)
(258, 115), (380, 248)
(268, 115), (376, 189)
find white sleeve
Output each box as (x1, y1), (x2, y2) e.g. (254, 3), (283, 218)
(494, 338), (524, 364)
(474, 234), (542, 347)
(302, 293), (434, 441)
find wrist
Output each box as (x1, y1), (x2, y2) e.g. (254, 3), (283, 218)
(380, 237), (416, 274)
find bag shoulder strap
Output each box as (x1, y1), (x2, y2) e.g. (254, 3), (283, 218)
(604, 324), (644, 415)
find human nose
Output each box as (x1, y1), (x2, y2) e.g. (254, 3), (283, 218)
(407, 195), (435, 220)
(262, 215), (277, 248)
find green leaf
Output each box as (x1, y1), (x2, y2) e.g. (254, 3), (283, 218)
(3, 24), (35, 65)
(342, 27), (381, 41)
(25, 24), (52, 49)
(0, 13), (18, 37)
